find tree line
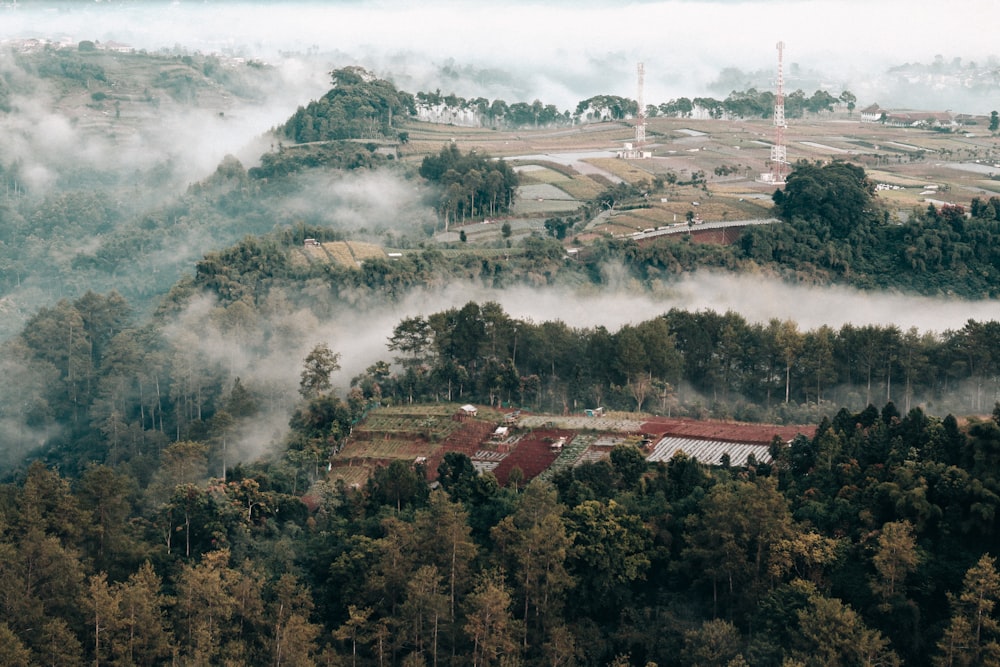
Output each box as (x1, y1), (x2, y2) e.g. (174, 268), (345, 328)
(353, 301), (1000, 422)
(657, 88), (855, 120)
(281, 66), (860, 138)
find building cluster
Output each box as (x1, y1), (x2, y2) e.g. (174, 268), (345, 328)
(860, 103), (989, 129)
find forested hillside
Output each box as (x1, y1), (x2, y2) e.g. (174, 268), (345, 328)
(4, 393), (1000, 666)
(3, 50), (1000, 667)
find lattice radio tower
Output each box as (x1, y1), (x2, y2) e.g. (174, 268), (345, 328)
(635, 62), (646, 149)
(770, 41), (788, 184)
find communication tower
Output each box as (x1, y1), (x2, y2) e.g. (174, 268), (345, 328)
(769, 41), (788, 183)
(636, 62), (646, 148)
(618, 62), (651, 159)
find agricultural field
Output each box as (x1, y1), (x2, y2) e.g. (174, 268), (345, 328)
(291, 240), (388, 269)
(326, 405), (816, 488)
(511, 183), (582, 216)
(515, 163), (606, 200)
(491, 428), (569, 485)
(329, 404), (509, 486)
(315, 111), (999, 257)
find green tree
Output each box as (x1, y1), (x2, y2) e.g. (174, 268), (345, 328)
(334, 604), (374, 667)
(35, 618), (84, 667)
(437, 451), (479, 504)
(173, 549), (262, 665)
(116, 562), (174, 665)
(681, 618), (745, 667)
(839, 90), (857, 114)
(76, 464), (136, 575)
(774, 161), (876, 238)
(775, 319), (803, 404)
(464, 570), (520, 667)
(19, 298), (95, 427)
(870, 520), (920, 607)
(369, 459), (428, 513)
(389, 316), (435, 369)
(0, 624), (31, 667)
(935, 554), (1000, 667)
(299, 342), (341, 399)
(83, 572), (122, 667)
(491, 481), (573, 650)
(282, 66), (413, 142)
(683, 477), (795, 618)
(416, 491), (478, 627)
(268, 574), (320, 667)
(399, 565), (449, 664)
(609, 443), (648, 490)
(565, 499), (651, 615)
(794, 593), (900, 666)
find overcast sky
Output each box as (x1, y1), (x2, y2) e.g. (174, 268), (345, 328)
(3, 0), (999, 113)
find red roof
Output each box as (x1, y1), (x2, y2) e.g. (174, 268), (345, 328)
(638, 417), (813, 445)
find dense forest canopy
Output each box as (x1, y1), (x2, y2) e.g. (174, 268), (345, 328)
(282, 66), (416, 143)
(418, 143), (520, 226)
(4, 355), (1000, 665)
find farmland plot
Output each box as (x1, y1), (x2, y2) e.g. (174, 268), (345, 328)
(492, 428), (570, 484)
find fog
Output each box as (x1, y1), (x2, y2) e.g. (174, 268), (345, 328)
(153, 269), (999, 461)
(3, 0), (999, 118)
(3, 0), (1000, 465)
(274, 170), (438, 238)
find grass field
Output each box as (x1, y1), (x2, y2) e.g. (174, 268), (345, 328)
(516, 166), (605, 202)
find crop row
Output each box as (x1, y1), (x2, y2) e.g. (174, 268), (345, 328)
(338, 438), (435, 460)
(537, 434), (592, 481)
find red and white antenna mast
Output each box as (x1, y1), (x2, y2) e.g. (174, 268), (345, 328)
(771, 41), (787, 183)
(636, 62), (646, 148)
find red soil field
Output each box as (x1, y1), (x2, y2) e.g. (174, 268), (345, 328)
(639, 417), (814, 444)
(492, 429), (572, 485)
(424, 420), (496, 481)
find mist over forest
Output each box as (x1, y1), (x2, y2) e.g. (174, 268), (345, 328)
(0, 0), (997, 471)
(3, 2), (1000, 666)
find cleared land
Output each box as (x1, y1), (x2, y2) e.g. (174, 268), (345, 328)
(394, 113), (1000, 250)
(292, 240), (387, 269)
(329, 404), (816, 487)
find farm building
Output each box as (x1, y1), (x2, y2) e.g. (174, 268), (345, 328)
(860, 104), (885, 122)
(328, 405), (815, 489)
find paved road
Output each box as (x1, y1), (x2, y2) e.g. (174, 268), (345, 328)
(615, 217), (782, 239)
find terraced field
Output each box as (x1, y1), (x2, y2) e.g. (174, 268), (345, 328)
(291, 240), (388, 269)
(326, 405), (818, 488)
(516, 163), (606, 200)
(329, 404), (508, 485)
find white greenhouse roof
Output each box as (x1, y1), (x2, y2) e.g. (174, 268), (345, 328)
(647, 436), (772, 467)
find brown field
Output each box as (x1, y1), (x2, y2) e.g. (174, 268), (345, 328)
(447, 114), (1000, 213)
(305, 113), (1000, 257)
(290, 241), (388, 269)
(516, 164), (605, 201)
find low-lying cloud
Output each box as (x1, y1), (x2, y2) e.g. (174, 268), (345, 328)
(171, 270), (1000, 404)
(3, 1), (999, 114)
